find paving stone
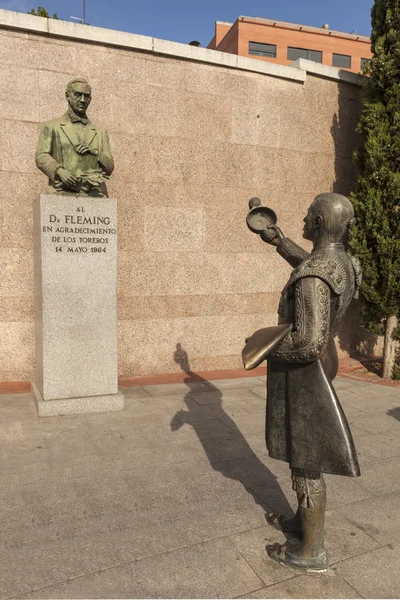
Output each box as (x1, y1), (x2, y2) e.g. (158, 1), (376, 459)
(105, 452), (267, 542)
(141, 391), (197, 409)
(64, 469), (204, 550)
(120, 396), (152, 416)
(338, 491), (400, 544)
(221, 413), (268, 441)
(129, 392), (188, 411)
(244, 479), (298, 517)
(142, 420), (213, 465)
(198, 420), (261, 462)
(0, 445), (53, 487)
(0, 392), (37, 421)
(209, 455), (292, 516)
(249, 385), (265, 399)
(0, 546), (70, 599)
(353, 411), (400, 435)
(0, 420), (49, 454)
(88, 397), (179, 428)
(19, 538), (264, 599)
(351, 429), (400, 461)
(355, 456), (400, 495)
(0, 478), (96, 551)
(171, 412), (248, 445)
(86, 420), (181, 471)
(340, 386), (400, 415)
(206, 377), (262, 390)
(337, 402), (369, 421)
(172, 397), (251, 425)
(332, 376), (358, 389)
(222, 392), (267, 416)
(1, 464), (202, 561)
(335, 379), (388, 393)
(335, 543), (400, 599)
(0, 528), (161, 599)
(333, 388), (367, 402)
(188, 388), (262, 406)
(0, 413), (83, 448)
(2, 537), (127, 600)
(43, 421), (107, 479)
(119, 385), (152, 399)
(85, 409), (152, 452)
(1, 373), (399, 599)
(134, 392), (237, 426)
(46, 419), (101, 455)
(186, 389), (230, 405)
(211, 454), (285, 487)
(142, 380), (212, 396)
(230, 526), (301, 587)
(324, 509), (381, 564)
(240, 571), (361, 598)
(324, 473), (374, 509)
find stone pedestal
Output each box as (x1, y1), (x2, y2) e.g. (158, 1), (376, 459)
(33, 194), (124, 416)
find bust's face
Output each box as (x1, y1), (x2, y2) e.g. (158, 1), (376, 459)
(66, 82), (92, 116)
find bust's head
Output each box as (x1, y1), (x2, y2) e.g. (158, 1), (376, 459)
(303, 193), (355, 244)
(65, 77), (92, 116)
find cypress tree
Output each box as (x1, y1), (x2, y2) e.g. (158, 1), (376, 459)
(350, 0), (400, 379)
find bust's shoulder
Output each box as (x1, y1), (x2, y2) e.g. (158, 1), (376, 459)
(289, 250), (348, 295)
(40, 113), (69, 129)
(90, 123), (108, 136)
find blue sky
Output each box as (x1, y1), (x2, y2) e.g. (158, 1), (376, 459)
(1, 0), (375, 45)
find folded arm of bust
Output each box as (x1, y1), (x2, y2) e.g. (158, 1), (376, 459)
(35, 124), (60, 182)
(97, 131), (114, 176)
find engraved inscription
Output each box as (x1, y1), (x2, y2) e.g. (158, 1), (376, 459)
(43, 205), (116, 254)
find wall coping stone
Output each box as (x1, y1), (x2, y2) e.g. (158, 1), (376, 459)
(1, 9), (364, 86)
(0, 8), (307, 82)
(291, 58), (363, 86)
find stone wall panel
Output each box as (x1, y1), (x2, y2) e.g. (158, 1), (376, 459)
(0, 21), (375, 381)
(0, 65), (39, 123)
(0, 323), (34, 380)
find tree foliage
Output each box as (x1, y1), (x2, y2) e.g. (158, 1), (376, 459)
(350, 0), (400, 335)
(28, 6), (58, 19)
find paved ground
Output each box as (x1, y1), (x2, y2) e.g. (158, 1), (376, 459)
(1, 375), (399, 599)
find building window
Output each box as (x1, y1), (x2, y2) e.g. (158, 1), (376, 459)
(249, 41), (276, 58)
(361, 57), (371, 69)
(287, 47), (322, 62)
(333, 53), (352, 68)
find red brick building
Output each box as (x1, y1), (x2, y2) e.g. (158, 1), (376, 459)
(208, 16), (372, 74)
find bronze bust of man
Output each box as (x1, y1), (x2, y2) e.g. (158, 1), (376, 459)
(35, 77), (114, 196)
(243, 192), (361, 570)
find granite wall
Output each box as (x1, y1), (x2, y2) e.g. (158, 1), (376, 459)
(0, 14), (379, 381)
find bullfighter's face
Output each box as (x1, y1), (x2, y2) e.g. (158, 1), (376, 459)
(302, 206), (316, 240)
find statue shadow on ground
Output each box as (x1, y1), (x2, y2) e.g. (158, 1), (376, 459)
(387, 407), (400, 421)
(331, 82), (379, 369)
(170, 343), (293, 519)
